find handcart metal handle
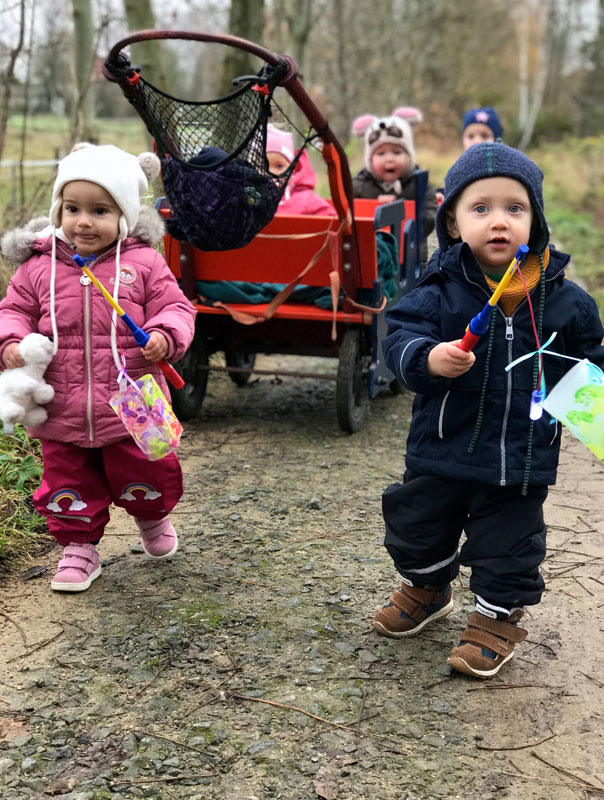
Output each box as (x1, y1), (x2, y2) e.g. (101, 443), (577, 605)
(103, 29), (362, 309)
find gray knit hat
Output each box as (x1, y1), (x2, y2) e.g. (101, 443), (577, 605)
(435, 142), (548, 254)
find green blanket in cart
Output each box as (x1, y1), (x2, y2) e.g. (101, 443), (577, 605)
(195, 232), (399, 309)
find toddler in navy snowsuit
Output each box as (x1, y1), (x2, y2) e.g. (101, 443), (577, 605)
(373, 142), (604, 678)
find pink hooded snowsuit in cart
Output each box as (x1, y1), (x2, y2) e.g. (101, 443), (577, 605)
(266, 124), (335, 216)
(278, 151), (336, 216)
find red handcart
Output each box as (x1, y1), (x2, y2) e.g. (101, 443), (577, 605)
(103, 30), (427, 432)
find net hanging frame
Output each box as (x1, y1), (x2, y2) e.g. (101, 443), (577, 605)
(103, 30), (362, 301)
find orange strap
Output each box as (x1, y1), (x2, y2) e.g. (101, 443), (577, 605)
(255, 230), (335, 241)
(326, 271), (387, 341)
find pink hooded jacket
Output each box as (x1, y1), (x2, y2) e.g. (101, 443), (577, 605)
(0, 207), (196, 447)
(277, 151), (335, 217)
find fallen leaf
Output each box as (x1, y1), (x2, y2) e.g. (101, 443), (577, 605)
(0, 718), (28, 742)
(335, 755), (358, 767)
(45, 776), (76, 795)
(313, 765), (339, 800)
(22, 565), (49, 580)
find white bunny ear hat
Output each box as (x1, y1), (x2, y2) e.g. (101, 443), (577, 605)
(49, 143), (161, 240)
(351, 106), (423, 175)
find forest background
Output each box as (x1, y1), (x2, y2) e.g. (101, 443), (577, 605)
(2, 0), (604, 301)
(1, 0), (604, 563)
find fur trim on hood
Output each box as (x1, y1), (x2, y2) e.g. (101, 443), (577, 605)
(1, 205), (165, 267)
(131, 204), (165, 248)
(1, 216), (49, 268)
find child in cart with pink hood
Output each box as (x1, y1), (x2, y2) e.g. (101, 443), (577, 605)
(265, 123), (336, 216)
(0, 143), (196, 592)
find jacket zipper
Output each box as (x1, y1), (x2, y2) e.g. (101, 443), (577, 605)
(505, 316), (514, 340)
(499, 317), (515, 485)
(460, 262), (516, 486)
(498, 293), (535, 484)
(438, 390), (450, 439)
(54, 243), (122, 442)
(84, 283), (94, 441)
(462, 260), (549, 486)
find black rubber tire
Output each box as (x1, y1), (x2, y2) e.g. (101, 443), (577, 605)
(225, 350), (257, 387)
(169, 338), (209, 421)
(336, 328), (370, 433)
(389, 378), (404, 395)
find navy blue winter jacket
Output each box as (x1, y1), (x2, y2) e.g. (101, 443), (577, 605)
(384, 242), (604, 486)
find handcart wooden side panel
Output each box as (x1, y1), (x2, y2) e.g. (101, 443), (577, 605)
(164, 200), (416, 291)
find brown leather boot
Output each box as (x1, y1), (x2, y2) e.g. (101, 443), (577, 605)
(447, 609), (527, 679)
(373, 582), (453, 638)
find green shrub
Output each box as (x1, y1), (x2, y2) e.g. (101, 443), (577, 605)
(534, 136), (604, 312)
(0, 425), (48, 560)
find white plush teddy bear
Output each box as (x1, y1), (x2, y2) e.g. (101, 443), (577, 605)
(0, 333), (55, 434)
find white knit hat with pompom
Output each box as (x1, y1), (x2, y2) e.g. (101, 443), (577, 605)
(50, 143), (161, 240)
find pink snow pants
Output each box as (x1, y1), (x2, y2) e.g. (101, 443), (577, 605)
(33, 438), (183, 546)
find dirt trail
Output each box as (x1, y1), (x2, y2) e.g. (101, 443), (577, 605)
(0, 354), (603, 800)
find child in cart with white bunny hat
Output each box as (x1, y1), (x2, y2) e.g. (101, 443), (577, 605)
(351, 106), (439, 235)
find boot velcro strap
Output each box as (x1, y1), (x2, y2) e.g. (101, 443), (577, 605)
(467, 611), (527, 643)
(62, 546), (94, 565)
(389, 587), (431, 620)
(459, 627), (516, 658)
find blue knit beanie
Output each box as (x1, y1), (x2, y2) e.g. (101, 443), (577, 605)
(462, 106), (502, 140)
(435, 142), (549, 254)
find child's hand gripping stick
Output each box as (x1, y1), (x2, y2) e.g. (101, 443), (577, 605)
(73, 255), (185, 389)
(458, 244), (529, 353)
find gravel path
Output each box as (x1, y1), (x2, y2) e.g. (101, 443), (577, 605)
(0, 354), (603, 800)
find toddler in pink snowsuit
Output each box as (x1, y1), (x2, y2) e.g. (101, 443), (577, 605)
(266, 124), (335, 216)
(0, 143), (196, 592)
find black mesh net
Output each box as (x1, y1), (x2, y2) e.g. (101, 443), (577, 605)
(107, 57), (304, 251)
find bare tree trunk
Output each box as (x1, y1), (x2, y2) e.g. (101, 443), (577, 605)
(543, 0), (572, 111)
(517, 0), (553, 150)
(332, 0), (350, 145)
(284, 0), (312, 83)
(578, 0), (604, 135)
(71, 0), (97, 144)
(517, 3), (529, 132)
(123, 0), (167, 92)
(0, 0), (26, 163)
(276, 0), (314, 141)
(220, 0), (265, 96)
(18, 0), (36, 213)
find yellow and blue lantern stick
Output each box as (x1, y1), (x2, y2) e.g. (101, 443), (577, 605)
(458, 244), (529, 352)
(73, 254), (185, 390)
(458, 243), (548, 420)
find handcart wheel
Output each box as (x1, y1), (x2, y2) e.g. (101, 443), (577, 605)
(389, 379), (404, 395)
(169, 336), (209, 421)
(225, 350), (257, 387)
(336, 328), (370, 433)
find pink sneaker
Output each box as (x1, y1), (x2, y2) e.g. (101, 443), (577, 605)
(135, 517), (178, 559)
(50, 542), (102, 592)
